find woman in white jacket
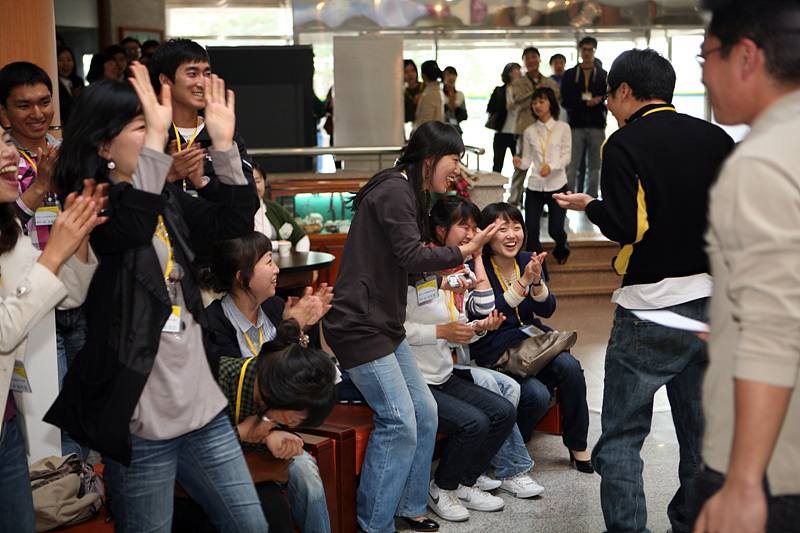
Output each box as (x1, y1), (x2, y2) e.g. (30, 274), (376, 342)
(0, 128), (102, 533)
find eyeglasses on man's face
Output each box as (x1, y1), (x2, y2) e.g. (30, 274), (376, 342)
(696, 43), (732, 66)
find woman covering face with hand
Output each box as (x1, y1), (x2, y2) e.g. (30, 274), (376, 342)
(45, 63), (266, 532)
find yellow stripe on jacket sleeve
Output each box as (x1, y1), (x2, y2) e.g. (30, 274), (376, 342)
(613, 176), (649, 275)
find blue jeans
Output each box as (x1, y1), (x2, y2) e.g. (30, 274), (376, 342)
(593, 300), (708, 533)
(103, 411), (267, 533)
(0, 415), (36, 533)
(55, 307), (90, 460)
(468, 367), (534, 479)
(511, 351), (590, 450)
(566, 127), (605, 198)
(287, 450), (330, 533)
(429, 374), (516, 489)
(346, 340), (438, 533)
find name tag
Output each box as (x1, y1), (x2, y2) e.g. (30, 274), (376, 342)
(10, 360), (32, 393)
(415, 275), (438, 305)
(520, 325), (545, 338)
(34, 206), (58, 226)
(582, 92), (593, 101)
(163, 305), (182, 333)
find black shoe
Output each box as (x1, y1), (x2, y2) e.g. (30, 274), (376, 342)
(400, 516), (440, 532)
(569, 449), (595, 474)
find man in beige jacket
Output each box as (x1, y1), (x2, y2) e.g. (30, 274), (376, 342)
(507, 47), (560, 207)
(693, 1), (800, 532)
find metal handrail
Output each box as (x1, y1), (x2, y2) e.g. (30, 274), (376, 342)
(249, 145), (486, 171)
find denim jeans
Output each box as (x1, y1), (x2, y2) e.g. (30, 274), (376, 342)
(566, 127), (605, 198)
(691, 465), (800, 533)
(467, 367), (534, 479)
(510, 351), (590, 450)
(525, 185), (571, 267)
(0, 415), (36, 533)
(103, 411), (267, 533)
(429, 374), (516, 489)
(346, 340), (438, 533)
(593, 300), (708, 533)
(287, 449), (330, 533)
(55, 307), (90, 460)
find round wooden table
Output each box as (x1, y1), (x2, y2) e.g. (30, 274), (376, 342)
(273, 251), (336, 275)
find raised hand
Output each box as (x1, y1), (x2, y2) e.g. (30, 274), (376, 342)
(473, 310), (505, 333)
(552, 191), (594, 211)
(520, 251), (547, 287)
(127, 61), (172, 151)
(204, 74), (235, 151)
(459, 218), (502, 259)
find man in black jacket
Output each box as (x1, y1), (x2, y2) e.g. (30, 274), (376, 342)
(148, 39), (257, 269)
(561, 37), (607, 198)
(554, 49), (734, 533)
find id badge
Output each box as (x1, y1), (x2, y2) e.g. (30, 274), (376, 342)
(10, 360), (32, 393)
(34, 206), (58, 226)
(415, 275), (439, 306)
(582, 92), (592, 101)
(163, 305), (182, 333)
(519, 324), (545, 338)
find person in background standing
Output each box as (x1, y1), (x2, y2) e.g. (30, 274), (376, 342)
(487, 62), (521, 174)
(443, 66), (468, 136)
(560, 37), (607, 199)
(404, 59), (423, 126)
(507, 47), (560, 207)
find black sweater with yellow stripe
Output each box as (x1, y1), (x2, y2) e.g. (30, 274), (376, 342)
(585, 103), (734, 287)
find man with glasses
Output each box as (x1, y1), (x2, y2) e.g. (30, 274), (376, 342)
(554, 49), (734, 533)
(561, 36), (607, 199)
(693, 1), (800, 531)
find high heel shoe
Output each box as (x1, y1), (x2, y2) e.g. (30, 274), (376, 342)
(569, 449), (595, 474)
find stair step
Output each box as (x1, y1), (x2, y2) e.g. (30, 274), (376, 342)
(551, 285), (620, 297)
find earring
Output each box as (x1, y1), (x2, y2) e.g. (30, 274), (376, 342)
(107, 160), (116, 170)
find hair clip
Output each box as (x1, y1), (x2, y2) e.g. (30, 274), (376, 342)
(289, 334), (310, 348)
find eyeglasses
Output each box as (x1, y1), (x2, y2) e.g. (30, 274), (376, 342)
(696, 44), (731, 65)
(602, 87), (616, 102)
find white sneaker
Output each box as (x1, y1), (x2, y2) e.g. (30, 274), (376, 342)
(499, 474), (544, 498)
(475, 474), (502, 491)
(455, 484), (505, 512)
(428, 480), (470, 522)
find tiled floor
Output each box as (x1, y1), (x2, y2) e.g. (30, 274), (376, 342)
(403, 212), (681, 533)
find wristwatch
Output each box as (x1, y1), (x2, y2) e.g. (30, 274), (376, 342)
(532, 277), (544, 286)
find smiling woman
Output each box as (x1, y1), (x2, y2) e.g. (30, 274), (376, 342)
(322, 120), (502, 533)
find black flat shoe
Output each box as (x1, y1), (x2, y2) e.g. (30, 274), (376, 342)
(569, 449), (595, 474)
(400, 516), (440, 532)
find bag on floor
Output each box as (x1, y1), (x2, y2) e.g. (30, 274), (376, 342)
(493, 330), (578, 378)
(29, 453), (103, 532)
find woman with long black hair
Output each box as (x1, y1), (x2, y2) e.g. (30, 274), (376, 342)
(323, 120), (500, 533)
(45, 63), (265, 532)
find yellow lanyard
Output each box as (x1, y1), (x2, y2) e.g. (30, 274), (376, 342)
(444, 291), (457, 323)
(404, 82), (422, 99)
(244, 327), (264, 357)
(584, 73), (590, 92)
(235, 356), (256, 424)
(490, 257), (524, 325)
(537, 123), (553, 162)
(172, 117), (201, 152)
(18, 149), (37, 174)
(153, 215), (174, 282)
(641, 106), (674, 117)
